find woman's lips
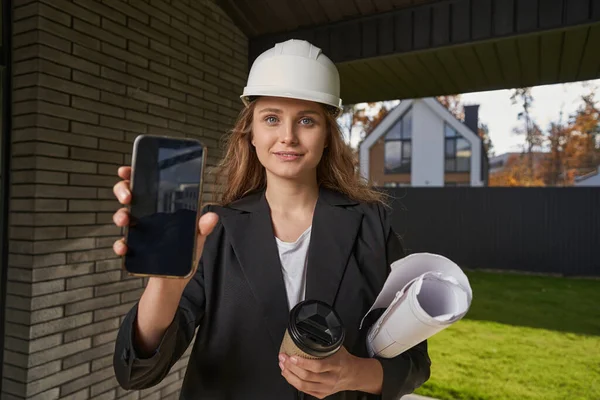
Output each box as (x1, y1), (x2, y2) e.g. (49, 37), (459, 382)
(273, 152), (303, 161)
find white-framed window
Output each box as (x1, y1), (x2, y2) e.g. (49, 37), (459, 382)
(445, 123), (471, 172)
(384, 108), (412, 174)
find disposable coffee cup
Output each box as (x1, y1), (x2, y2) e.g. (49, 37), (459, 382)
(279, 299), (345, 359)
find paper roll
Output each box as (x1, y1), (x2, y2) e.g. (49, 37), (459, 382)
(362, 253), (472, 359)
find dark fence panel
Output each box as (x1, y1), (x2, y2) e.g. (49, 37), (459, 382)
(381, 187), (600, 277)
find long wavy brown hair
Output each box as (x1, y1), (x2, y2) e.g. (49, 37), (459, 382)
(214, 100), (387, 206)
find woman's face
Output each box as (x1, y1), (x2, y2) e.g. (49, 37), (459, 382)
(251, 96), (328, 182)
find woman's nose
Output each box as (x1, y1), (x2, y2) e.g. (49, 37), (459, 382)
(279, 120), (298, 144)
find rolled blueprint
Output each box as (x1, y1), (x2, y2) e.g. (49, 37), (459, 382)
(360, 253), (472, 358)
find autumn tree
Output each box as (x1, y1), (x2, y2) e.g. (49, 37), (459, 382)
(565, 89), (600, 176)
(489, 153), (545, 187)
(510, 88), (544, 180)
(437, 94), (463, 120)
(478, 123), (494, 158)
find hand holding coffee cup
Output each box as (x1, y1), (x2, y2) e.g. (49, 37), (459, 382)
(279, 299), (345, 359)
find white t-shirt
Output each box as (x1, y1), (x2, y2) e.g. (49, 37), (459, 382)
(275, 226), (312, 310)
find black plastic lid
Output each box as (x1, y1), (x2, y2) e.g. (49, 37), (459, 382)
(288, 299), (345, 357)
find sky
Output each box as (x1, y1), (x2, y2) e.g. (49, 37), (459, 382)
(461, 79), (600, 156)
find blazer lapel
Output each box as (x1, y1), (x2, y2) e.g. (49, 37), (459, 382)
(220, 191), (290, 350)
(305, 188), (363, 307)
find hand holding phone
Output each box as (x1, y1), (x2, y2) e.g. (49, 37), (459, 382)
(112, 135), (218, 282)
(112, 166), (218, 285)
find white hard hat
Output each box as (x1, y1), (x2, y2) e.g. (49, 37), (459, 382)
(241, 39), (343, 117)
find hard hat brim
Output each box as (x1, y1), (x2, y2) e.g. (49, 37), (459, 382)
(241, 86), (343, 118)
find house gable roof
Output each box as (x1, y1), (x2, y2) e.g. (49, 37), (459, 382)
(359, 97), (481, 152)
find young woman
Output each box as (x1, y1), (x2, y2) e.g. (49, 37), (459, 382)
(112, 39), (430, 399)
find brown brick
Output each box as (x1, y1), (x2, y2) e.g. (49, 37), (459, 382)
(120, 288), (144, 303)
(148, 105), (186, 122)
(128, 19), (168, 45)
(99, 139), (133, 154)
(72, 122), (125, 141)
(90, 375), (119, 397)
(30, 313), (93, 339)
(101, 0), (147, 23)
(93, 301), (135, 322)
(150, 0), (186, 22)
(101, 91), (147, 112)
(170, 79), (204, 97)
(96, 237), (120, 250)
(67, 248), (116, 264)
(172, 1), (206, 26)
(30, 388), (61, 400)
(127, 87), (168, 107)
(31, 279), (65, 296)
(26, 363), (90, 396)
(66, 270), (121, 291)
(33, 238), (96, 254)
(101, 42), (148, 68)
(96, 259), (121, 272)
(186, 94), (218, 112)
(71, 147), (123, 164)
(10, 240), (34, 254)
(95, 279), (142, 297)
(101, 116), (147, 134)
(93, 330), (118, 346)
(129, 0), (169, 24)
(65, 294), (120, 316)
(12, 170), (69, 185)
(98, 188), (117, 199)
(91, 355), (113, 372)
(74, 0), (127, 24)
(35, 184), (97, 198)
(39, 45), (100, 75)
(91, 389), (115, 400)
(69, 173), (118, 188)
(31, 287), (92, 310)
(63, 342), (114, 369)
(61, 389), (91, 400)
(14, 2), (38, 20)
(126, 110), (168, 128)
(31, 252), (67, 267)
(33, 262), (94, 281)
(150, 17), (187, 44)
(39, 17), (100, 50)
(32, 226), (67, 240)
(5, 322), (30, 339)
(12, 142), (69, 158)
(34, 127), (99, 148)
(73, 44), (127, 72)
(38, 3), (71, 26)
(150, 39), (186, 62)
(11, 198), (67, 212)
(72, 96), (125, 118)
(51, 0), (101, 25)
(102, 18), (147, 46)
(3, 364), (28, 383)
(4, 349), (29, 369)
(13, 307), (63, 325)
(74, 19), (126, 48)
(68, 224), (120, 238)
(64, 318), (120, 343)
(39, 74), (101, 101)
(169, 100), (204, 117)
(34, 155), (96, 173)
(14, 58), (70, 79)
(168, 121), (202, 136)
(73, 70), (126, 95)
(128, 64), (170, 87)
(172, 58), (206, 79)
(60, 366), (114, 396)
(14, 87), (70, 105)
(14, 113), (70, 131)
(101, 66), (148, 91)
(33, 213), (95, 227)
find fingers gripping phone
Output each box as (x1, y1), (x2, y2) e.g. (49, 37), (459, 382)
(123, 135), (206, 278)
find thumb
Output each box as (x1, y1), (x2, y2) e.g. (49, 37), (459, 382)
(199, 212), (219, 236)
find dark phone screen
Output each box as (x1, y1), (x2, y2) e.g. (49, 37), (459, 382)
(125, 136), (204, 277)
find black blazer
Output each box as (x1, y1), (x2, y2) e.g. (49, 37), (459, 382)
(113, 187), (431, 399)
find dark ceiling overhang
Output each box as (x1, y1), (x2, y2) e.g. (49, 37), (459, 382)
(220, 0), (600, 104)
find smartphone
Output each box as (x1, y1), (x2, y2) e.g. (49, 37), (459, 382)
(123, 135), (206, 279)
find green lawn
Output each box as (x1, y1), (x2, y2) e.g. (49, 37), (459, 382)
(413, 270), (600, 400)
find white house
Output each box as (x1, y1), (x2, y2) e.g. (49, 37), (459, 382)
(359, 97), (487, 187)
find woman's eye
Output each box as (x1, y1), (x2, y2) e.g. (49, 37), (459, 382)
(300, 117), (314, 125)
(265, 116), (278, 124)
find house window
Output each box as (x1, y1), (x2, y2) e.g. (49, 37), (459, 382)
(444, 123), (471, 172)
(384, 108), (412, 174)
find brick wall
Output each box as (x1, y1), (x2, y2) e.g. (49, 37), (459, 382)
(3, 0), (247, 398)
